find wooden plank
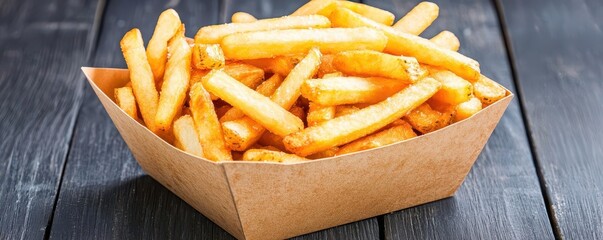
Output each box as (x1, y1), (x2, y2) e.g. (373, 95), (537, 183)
(48, 0), (234, 239)
(362, 0), (555, 239)
(496, 0), (603, 238)
(0, 0), (101, 239)
(221, 1), (379, 239)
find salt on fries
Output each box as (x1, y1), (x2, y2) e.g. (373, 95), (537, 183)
(116, 2), (507, 162)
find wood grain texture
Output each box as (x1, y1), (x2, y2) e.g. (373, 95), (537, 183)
(0, 0), (100, 239)
(48, 0), (233, 239)
(363, 0), (555, 239)
(497, 0), (603, 238)
(222, 1), (379, 239)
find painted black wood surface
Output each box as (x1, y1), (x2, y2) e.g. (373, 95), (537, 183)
(497, 0), (603, 238)
(364, 0), (555, 239)
(0, 0), (101, 239)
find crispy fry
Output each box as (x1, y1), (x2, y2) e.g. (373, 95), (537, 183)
(242, 149), (307, 163)
(120, 29), (159, 132)
(317, 54), (337, 77)
(337, 120), (416, 155)
(221, 28), (387, 59)
(336, 1), (395, 26)
(202, 70), (304, 136)
(307, 102), (336, 126)
(222, 48), (322, 151)
(147, 9), (181, 83)
(222, 63), (265, 88)
(173, 115), (204, 157)
(220, 74), (283, 122)
(455, 97), (482, 121)
(307, 147), (339, 159)
(232, 12), (257, 23)
(290, 105), (306, 123)
(192, 43), (225, 70)
(156, 37), (192, 131)
(333, 50), (426, 82)
(195, 15), (331, 44)
(242, 56), (301, 76)
(393, 2), (439, 35)
(474, 75), (506, 105)
(429, 69), (473, 105)
(404, 103), (445, 134)
(284, 77), (441, 156)
(335, 105), (361, 117)
(301, 76), (408, 105)
(215, 105), (232, 119)
(114, 86), (139, 120)
(430, 31), (460, 52)
(258, 131), (287, 152)
(322, 72), (343, 78)
(189, 82), (232, 161)
(329, 7), (480, 81)
(291, 0), (338, 16)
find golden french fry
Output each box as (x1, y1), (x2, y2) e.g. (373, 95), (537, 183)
(192, 43), (225, 70)
(455, 97), (482, 121)
(121, 28), (159, 132)
(291, 0), (338, 16)
(202, 70), (304, 136)
(156, 37), (192, 131)
(430, 31), (460, 52)
(393, 2), (439, 35)
(329, 7), (480, 81)
(301, 76), (408, 106)
(114, 86), (139, 120)
(307, 102), (335, 126)
(242, 149), (307, 163)
(429, 69), (473, 105)
(189, 82), (232, 161)
(147, 9), (181, 83)
(215, 105), (232, 119)
(317, 54), (337, 77)
(336, 1), (395, 26)
(220, 74), (284, 122)
(242, 56), (301, 76)
(333, 50), (426, 82)
(232, 12), (257, 23)
(284, 77), (441, 156)
(290, 105), (306, 123)
(334, 105), (361, 117)
(322, 72), (343, 78)
(173, 115), (204, 157)
(404, 103), (449, 134)
(474, 75), (506, 105)
(337, 120), (417, 155)
(258, 131), (287, 152)
(223, 63), (265, 89)
(195, 15), (330, 44)
(221, 48), (322, 151)
(221, 28), (387, 59)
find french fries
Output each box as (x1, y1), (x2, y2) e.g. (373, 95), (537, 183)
(221, 28), (388, 59)
(195, 15), (331, 44)
(232, 12), (257, 23)
(337, 120), (417, 155)
(147, 9), (181, 83)
(173, 115), (204, 157)
(116, 2), (508, 162)
(393, 2), (439, 35)
(203, 70), (303, 136)
(114, 86), (138, 120)
(336, 1), (395, 26)
(329, 7), (480, 81)
(242, 149), (307, 163)
(284, 78), (441, 156)
(156, 36), (192, 131)
(333, 50), (426, 82)
(222, 48), (321, 151)
(189, 82), (232, 161)
(120, 29), (160, 132)
(192, 43), (225, 70)
(301, 76), (408, 105)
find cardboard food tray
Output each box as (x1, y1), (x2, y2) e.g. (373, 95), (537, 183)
(82, 67), (513, 240)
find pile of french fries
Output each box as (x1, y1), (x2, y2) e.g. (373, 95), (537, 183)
(116, 1), (507, 163)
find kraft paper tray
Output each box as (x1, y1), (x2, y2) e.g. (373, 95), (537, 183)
(83, 67), (513, 240)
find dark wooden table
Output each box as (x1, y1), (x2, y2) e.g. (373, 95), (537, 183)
(1, 0), (601, 239)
